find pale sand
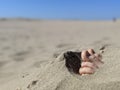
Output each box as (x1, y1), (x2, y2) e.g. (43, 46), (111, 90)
(0, 19), (120, 90)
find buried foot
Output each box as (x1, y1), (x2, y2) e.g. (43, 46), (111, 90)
(64, 49), (104, 75)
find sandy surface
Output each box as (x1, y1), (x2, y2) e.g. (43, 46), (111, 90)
(0, 19), (120, 90)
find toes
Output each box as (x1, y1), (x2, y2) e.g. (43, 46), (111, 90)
(89, 54), (104, 63)
(79, 67), (95, 75)
(81, 62), (98, 69)
(94, 54), (102, 60)
(81, 50), (91, 62)
(94, 54), (104, 64)
(80, 49), (104, 76)
(87, 49), (95, 55)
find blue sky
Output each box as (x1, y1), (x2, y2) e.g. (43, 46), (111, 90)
(0, 0), (120, 20)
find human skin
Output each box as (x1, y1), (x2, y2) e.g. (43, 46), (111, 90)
(79, 49), (104, 75)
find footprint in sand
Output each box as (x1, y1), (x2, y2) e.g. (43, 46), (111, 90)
(2, 46), (10, 50)
(27, 80), (39, 89)
(99, 44), (110, 54)
(0, 61), (7, 68)
(11, 50), (31, 62)
(56, 43), (75, 48)
(53, 43), (76, 58)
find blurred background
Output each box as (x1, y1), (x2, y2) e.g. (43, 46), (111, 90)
(0, 0), (120, 20)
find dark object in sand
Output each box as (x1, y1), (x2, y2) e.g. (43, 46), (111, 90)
(64, 51), (81, 74)
(113, 17), (116, 22)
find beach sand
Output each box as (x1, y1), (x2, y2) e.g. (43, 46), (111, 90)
(0, 19), (120, 90)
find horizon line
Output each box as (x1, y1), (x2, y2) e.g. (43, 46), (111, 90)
(0, 17), (119, 21)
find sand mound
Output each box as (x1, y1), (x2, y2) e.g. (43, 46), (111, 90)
(17, 45), (120, 90)
(0, 20), (120, 90)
